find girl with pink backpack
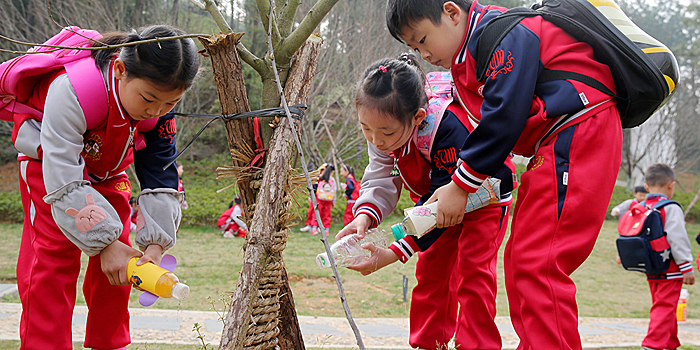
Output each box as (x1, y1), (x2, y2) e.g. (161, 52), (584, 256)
(336, 53), (516, 350)
(3, 25), (200, 349)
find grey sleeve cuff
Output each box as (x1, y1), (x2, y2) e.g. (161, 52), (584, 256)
(135, 188), (183, 252)
(43, 180), (123, 256)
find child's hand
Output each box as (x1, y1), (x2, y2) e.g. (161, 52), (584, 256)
(100, 240), (142, 286)
(138, 244), (164, 267)
(347, 243), (400, 275)
(336, 214), (373, 240)
(426, 181), (469, 228)
(684, 273), (695, 285)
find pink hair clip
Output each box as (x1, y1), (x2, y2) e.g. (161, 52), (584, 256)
(378, 65), (387, 72)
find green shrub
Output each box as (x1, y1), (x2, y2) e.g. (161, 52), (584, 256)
(0, 190), (22, 223)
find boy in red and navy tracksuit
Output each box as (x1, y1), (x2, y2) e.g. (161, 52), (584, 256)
(639, 164), (694, 350)
(344, 56), (516, 349)
(387, 0), (623, 348)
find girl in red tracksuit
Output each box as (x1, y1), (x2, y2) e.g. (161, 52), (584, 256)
(10, 25), (199, 350)
(311, 164), (336, 235)
(337, 53), (516, 350)
(340, 164), (360, 225)
(386, 1), (623, 348)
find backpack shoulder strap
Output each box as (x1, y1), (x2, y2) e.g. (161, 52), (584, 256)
(651, 199), (680, 211)
(475, 6), (618, 99)
(64, 58), (109, 122)
(476, 8), (539, 82)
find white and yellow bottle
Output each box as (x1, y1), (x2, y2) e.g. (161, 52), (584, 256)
(127, 257), (190, 300)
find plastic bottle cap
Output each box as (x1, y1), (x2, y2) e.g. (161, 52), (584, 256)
(316, 253), (330, 268)
(171, 283), (190, 300)
(390, 224), (406, 240)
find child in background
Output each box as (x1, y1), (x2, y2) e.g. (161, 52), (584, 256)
(300, 163), (327, 232)
(338, 53), (516, 350)
(312, 164), (336, 235)
(640, 163), (694, 350)
(611, 185), (648, 217)
(339, 164), (360, 225)
(10, 25), (199, 349)
(176, 162), (189, 210)
(129, 197), (139, 233)
(386, 0), (622, 348)
(217, 196), (248, 238)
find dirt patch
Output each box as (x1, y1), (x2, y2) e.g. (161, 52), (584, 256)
(288, 273), (335, 284)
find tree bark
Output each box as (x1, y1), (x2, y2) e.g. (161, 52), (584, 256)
(198, 33), (257, 216)
(218, 34), (322, 350)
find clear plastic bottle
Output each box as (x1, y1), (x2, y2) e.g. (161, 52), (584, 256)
(316, 228), (406, 268)
(127, 257), (190, 300)
(392, 178), (501, 238)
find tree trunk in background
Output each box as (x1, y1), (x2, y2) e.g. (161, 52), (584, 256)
(198, 33), (257, 216)
(218, 34), (322, 350)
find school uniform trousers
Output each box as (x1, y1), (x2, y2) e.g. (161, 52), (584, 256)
(17, 158), (132, 350)
(504, 105), (622, 350)
(410, 205), (510, 350)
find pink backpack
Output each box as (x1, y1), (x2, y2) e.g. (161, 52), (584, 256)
(415, 71), (454, 161)
(0, 26), (108, 123)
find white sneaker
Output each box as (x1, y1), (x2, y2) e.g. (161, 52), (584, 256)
(299, 225), (311, 232)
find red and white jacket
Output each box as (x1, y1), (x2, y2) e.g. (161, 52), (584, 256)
(450, 1), (618, 193)
(354, 103), (516, 263)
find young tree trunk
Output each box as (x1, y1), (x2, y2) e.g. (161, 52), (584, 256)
(198, 33), (258, 215)
(218, 34), (322, 350)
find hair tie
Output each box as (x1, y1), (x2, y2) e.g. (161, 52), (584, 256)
(378, 65), (387, 73)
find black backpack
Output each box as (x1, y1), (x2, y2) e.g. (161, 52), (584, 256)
(475, 0), (679, 128)
(616, 199), (679, 274)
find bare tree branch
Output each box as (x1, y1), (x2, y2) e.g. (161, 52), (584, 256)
(189, 0), (232, 33)
(278, 0), (340, 66)
(278, 0), (300, 37)
(0, 32), (206, 54)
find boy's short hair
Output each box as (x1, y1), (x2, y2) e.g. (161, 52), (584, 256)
(386, 0), (473, 42)
(633, 185), (648, 194)
(644, 163), (675, 187)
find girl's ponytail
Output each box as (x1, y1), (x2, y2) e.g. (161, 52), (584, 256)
(354, 52), (427, 125)
(92, 33), (128, 71)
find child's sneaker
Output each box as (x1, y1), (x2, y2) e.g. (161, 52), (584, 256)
(236, 228), (248, 238)
(223, 230), (235, 238)
(299, 225), (311, 232)
(310, 227), (319, 235)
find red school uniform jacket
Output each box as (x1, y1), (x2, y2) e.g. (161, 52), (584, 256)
(355, 103), (516, 262)
(449, 1), (617, 193)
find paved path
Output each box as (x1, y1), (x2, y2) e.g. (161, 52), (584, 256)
(2, 283), (700, 349)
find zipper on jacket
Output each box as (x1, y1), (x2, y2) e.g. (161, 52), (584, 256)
(113, 126), (136, 172)
(451, 81), (480, 129)
(395, 158), (422, 197)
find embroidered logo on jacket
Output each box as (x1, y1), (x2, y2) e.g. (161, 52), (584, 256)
(434, 148), (460, 173)
(485, 50), (514, 80)
(528, 155), (544, 170)
(159, 118), (177, 143)
(83, 134), (103, 161)
(115, 180), (131, 193)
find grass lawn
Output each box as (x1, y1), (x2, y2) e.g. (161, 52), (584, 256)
(0, 218), (699, 349)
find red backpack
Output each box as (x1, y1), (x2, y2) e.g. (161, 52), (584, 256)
(616, 199), (678, 274)
(0, 26), (108, 125)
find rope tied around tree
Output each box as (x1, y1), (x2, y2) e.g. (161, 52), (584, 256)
(163, 104), (307, 170)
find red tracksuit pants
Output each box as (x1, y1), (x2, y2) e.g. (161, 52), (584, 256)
(17, 159), (132, 350)
(505, 106), (622, 350)
(311, 199), (333, 229)
(344, 199), (355, 226)
(643, 279), (682, 350)
(410, 204), (510, 350)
